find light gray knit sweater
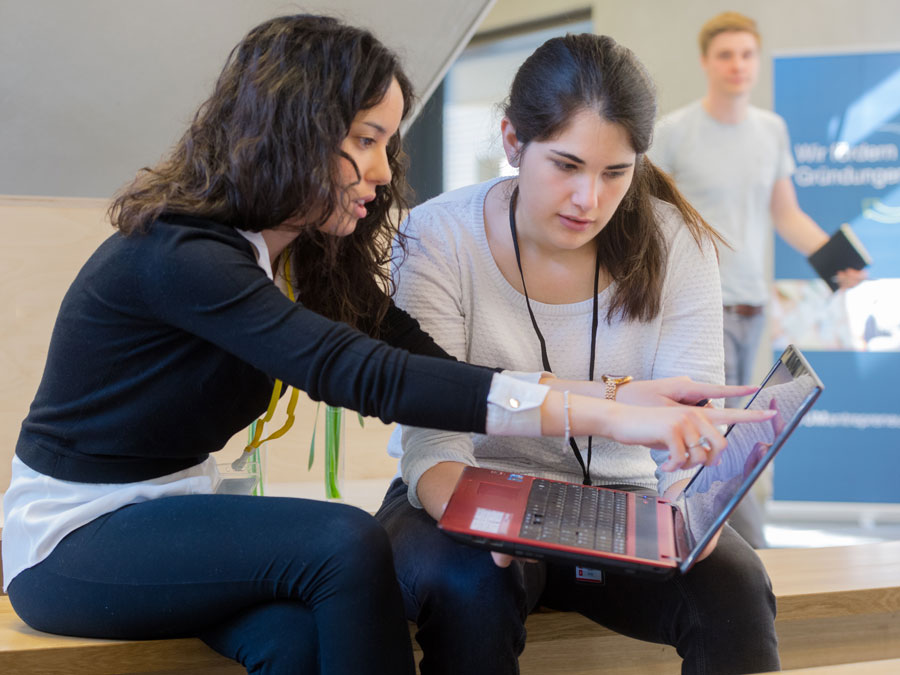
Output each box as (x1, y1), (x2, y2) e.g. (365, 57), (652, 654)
(388, 177), (725, 508)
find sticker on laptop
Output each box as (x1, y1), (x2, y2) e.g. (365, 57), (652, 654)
(507, 474), (524, 482)
(575, 566), (605, 584)
(470, 507), (512, 534)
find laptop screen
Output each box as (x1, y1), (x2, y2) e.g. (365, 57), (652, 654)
(678, 345), (824, 565)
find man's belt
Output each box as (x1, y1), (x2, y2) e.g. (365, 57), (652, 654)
(724, 304), (764, 317)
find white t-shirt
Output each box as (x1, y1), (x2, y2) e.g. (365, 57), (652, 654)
(650, 101), (795, 306)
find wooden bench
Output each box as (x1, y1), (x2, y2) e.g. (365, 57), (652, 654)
(762, 658), (900, 674)
(512, 542), (900, 674)
(0, 601), (242, 675)
(2, 541), (899, 674)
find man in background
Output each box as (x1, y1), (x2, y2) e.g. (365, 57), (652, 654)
(650, 11), (865, 548)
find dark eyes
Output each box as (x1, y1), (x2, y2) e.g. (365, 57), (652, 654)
(358, 137), (377, 149)
(553, 160), (578, 172)
(553, 160), (627, 179)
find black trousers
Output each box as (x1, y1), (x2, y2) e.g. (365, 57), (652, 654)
(9, 494), (416, 675)
(377, 478), (780, 675)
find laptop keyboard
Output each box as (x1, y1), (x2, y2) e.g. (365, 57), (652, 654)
(519, 479), (628, 554)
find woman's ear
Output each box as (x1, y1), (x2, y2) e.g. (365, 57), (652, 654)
(500, 117), (522, 168)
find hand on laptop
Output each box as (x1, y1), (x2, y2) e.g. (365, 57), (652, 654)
(418, 461), (469, 523)
(417, 462), (540, 569)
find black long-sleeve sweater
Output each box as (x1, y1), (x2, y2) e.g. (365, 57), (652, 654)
(16, 215), (494, 483)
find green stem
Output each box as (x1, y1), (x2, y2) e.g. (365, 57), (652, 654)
(325, 406), (342, 499)
(251, 446), (264, 496)
(308, 401), (321, 470)
(247, 420), (264, 497)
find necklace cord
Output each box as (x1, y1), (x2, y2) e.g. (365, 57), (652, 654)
(507, 186), (601, 486)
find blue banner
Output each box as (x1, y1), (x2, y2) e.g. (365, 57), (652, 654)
(771, 351), (900, 503)
(773, 50), (900, 503)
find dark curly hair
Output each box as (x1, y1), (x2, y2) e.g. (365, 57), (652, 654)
(504, 33), (724, 323)
(108, 14), (415, 332)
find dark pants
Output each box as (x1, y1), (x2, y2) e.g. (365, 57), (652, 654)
(8, 494), (415, 675)
(376, 479), (780, 675)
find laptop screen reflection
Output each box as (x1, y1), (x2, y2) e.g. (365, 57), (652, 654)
(681, 358), (821, 549)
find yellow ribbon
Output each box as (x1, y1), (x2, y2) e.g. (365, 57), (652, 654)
(234, 256), (300, 466)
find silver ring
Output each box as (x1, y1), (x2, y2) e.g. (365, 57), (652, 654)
(688, 436), (713, 452)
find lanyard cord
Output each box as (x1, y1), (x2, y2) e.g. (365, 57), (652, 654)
(508, 186), (601, 486)
(232, 256), (301, 470)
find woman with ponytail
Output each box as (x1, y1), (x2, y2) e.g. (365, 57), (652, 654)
(378, 33), (780, 675)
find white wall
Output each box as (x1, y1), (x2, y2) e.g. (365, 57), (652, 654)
(484, 0), (900, 116)
(0, 0), (495, 198)
(591, 0), (900, 116)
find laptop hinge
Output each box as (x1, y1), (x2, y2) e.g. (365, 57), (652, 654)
(671, 504), (689, 562)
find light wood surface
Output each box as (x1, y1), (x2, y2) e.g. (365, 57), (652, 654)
(511, 542), (900, 674)
(761, 540), (900, 597)
(0, 595), (242, 674)
(763, 658), (900, 674)
(759, 540), (900, 621)
(2, 540), (900, 674)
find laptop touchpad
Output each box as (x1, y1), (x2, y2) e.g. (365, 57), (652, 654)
(477, 482), (521, 501)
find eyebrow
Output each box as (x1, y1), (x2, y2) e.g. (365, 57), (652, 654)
(550, 149), (633, 170)
(362, 121), (388, 136)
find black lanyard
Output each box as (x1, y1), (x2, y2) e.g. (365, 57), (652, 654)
(508, 186), (601, 486)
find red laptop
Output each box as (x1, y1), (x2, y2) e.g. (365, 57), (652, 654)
(438, 345), (823, 578)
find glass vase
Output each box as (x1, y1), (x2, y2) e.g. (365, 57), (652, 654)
(324, 405), (345, 500)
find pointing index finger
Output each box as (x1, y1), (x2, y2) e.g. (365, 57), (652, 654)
(706, 407), (778, 425)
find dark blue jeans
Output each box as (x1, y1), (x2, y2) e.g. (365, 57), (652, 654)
(8, 494), (415, 675)
(376, 479), (780, 675)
